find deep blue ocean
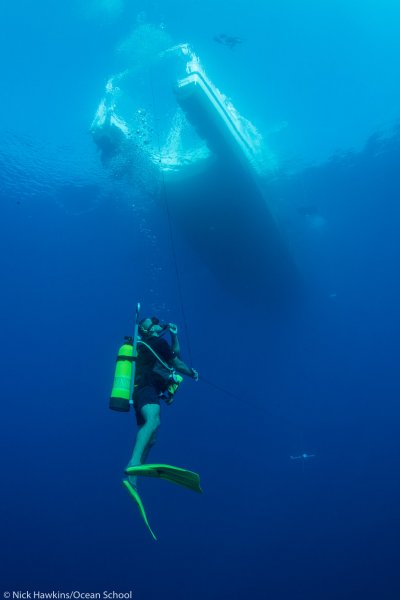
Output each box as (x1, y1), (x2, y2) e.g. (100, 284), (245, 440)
(1, 1), (400, 599)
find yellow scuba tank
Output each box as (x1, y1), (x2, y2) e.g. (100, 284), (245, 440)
(110, 337), (135, 412)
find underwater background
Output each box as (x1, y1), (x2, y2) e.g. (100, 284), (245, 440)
(1, 1), (400, 598)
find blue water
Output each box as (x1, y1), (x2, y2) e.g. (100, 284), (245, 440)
(1, 2), (400, 598)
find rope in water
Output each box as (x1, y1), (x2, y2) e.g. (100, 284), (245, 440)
(148, 71), (194, 366)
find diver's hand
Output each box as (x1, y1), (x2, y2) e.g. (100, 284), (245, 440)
(191, 368), (199, 382)
(168, 323), (178, 335)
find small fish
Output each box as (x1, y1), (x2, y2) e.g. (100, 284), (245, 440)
(213, 33), (243, 50)
(290, 453), (315, 460)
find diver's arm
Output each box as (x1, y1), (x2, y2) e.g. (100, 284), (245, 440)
(170, 356), (198, 380)
(168, 323), (181, 357)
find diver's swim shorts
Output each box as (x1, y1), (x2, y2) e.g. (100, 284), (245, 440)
(133, 385), (161, 426)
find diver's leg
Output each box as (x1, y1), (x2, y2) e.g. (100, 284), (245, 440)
(141, 430), (157, 464)
(126, 404), (161, 487)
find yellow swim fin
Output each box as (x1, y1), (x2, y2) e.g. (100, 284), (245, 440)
(125, 464), (203, 493)
(122, 479), (157, 541)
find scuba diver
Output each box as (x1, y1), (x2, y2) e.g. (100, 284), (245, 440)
(125, 316), (199, 490)
(110, 308), (202, 539)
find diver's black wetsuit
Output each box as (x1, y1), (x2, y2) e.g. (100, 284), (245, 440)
(133, 337), (176, 426)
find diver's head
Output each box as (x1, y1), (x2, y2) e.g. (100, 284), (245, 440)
(139, 316), (168, 338)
